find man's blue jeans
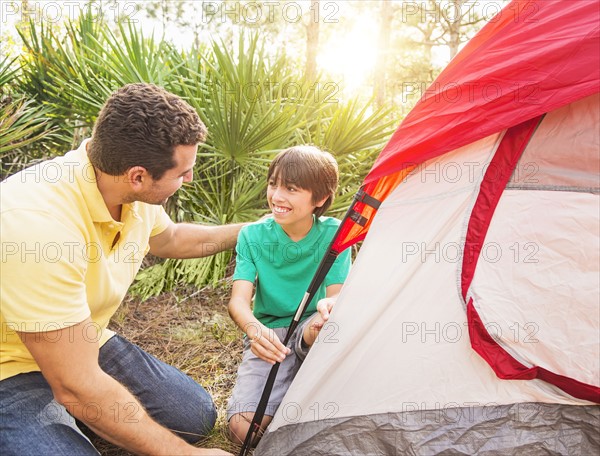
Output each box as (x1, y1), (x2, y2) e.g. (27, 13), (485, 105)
(0, 334), (217, 455)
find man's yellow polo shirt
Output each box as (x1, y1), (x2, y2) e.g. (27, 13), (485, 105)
(0, 140), (171, 380)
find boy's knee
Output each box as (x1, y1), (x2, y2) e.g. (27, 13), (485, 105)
(227, 415), (248, 444)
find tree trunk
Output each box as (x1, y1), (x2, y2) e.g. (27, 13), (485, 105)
(305, 0), (320, 82)
(374, 0), (393, 108)
(447, 0), (463, 59)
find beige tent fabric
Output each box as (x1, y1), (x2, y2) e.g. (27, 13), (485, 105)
(268, 131), (593, 436)
(256, 95), (599, 456)
(469, 190), (600, 385)
(508, 93), (599, 191)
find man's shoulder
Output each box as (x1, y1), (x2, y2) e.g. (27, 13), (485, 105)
(1, 149), (85, 211)
(1, 151), (92, 242)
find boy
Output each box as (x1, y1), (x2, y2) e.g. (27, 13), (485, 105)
(227, 146), (352, 444)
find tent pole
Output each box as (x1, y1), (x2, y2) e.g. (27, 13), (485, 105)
(237, 251), (339, 455)
(238, 189), (378, 456)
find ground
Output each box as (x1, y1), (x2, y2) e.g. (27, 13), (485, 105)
(88, 280), (248, 455)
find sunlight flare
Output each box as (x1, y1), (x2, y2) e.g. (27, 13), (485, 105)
(317, 17), (379, 94)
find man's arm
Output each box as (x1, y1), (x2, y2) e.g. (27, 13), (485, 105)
(149, 221), (245, 259)
(18, 318), (230, 456)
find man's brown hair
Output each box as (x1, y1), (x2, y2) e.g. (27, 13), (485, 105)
(88, 83), (207, 179)
(267, 146), (339, 217)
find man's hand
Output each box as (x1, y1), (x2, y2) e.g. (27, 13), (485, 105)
(17, 318), (225, 456)
(195, 449), (233, 455)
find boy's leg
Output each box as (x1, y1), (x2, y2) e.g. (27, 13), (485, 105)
(0, 372), (99, 456)
(228, 412), (273, 446)
(98, 334), (217, 443)
(227, 327), (301, 444)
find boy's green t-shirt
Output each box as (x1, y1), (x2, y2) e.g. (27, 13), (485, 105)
(233, 216), (351, 328)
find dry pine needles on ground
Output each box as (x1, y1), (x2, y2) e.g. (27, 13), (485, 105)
(88, 281), (249, 455)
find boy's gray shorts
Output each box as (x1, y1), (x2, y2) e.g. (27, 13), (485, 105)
(227, 320), (311, 421)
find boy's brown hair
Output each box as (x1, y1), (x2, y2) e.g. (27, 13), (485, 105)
(88, 83), (207, 179)
(267, 146), (339, 217)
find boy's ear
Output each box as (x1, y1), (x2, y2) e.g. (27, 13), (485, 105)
(314, 195), (329, 208)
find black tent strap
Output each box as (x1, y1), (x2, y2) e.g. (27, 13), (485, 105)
(349, 210), (368, 226)
(356, 188), (382, 209)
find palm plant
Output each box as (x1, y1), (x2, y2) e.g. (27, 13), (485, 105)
(132, 34), (326, 298)
(301, 97), (396, 216)
(12, 14), (395, 297)
(0, 56), (58, 178)
(16, 13), (106, 150)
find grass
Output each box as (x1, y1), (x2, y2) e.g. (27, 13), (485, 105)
(88, 280), (249, 455)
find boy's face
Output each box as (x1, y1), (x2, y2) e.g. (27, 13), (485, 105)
(267, 177), (327, 231)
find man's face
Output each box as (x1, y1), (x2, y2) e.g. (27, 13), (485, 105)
(140, 144), (197, 205)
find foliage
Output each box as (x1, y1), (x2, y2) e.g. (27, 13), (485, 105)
(0, 55), (58, 178)
(4, 13), (394, 298)
(0, 97), (56, 176)
(131, 33), (395, 299)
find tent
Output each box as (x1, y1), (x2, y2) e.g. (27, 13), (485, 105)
(254, 1), (600, 454)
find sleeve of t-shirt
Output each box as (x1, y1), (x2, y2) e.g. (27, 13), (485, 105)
(149, 205), (172, 237)
(140, 204), (173, 257)
(232, 226), (258, 283)
(325, 246), (352, 286)
(1, 210), (90, 330)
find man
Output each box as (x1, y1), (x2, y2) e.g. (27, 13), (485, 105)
(1, 84), (234, 455)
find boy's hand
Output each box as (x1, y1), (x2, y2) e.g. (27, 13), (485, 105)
(310, 297), (335, 331)
(302, 297), (337, 348)
(247, 323), (290, 365)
